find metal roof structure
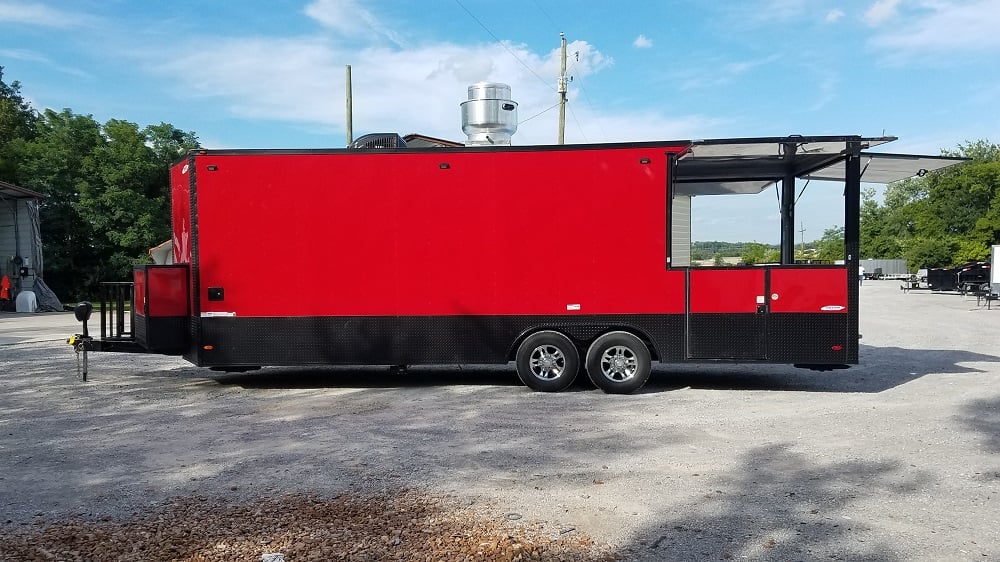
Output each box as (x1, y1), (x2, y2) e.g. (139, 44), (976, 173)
(0, 180), (44, 200)
(670, 134), (968, 266)
(674, 135), (965, 196)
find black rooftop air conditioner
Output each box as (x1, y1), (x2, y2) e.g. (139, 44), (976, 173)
(348, 133), (407, 149)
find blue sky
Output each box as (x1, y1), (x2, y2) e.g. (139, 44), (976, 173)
(2, 0), (998, 243)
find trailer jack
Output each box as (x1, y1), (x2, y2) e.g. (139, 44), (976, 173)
(67, 301), (94, 382)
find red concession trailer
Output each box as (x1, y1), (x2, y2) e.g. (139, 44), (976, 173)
(70, 135), (965, 392)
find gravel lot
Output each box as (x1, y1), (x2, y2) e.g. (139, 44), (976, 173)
(1, 281), (999, 561)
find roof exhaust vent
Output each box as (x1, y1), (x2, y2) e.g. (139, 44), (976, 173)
(348, 133), (407, 149)
(461, 82), (518, 146)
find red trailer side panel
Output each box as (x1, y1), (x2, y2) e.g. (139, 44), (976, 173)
(147, 267), (190, 317)
(769, 267), (848, 313)
(192, 146), (688, 318)
(134, 268), (147, 318)
(170, 161), (192, 265)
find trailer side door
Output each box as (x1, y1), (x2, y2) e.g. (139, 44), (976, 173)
(686, 268), (767, 360)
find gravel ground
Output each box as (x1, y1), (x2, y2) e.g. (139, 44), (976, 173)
(1, 281), (999, 561)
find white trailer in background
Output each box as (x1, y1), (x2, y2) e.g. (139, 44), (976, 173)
(860, 259), (909, 280)
(992, 245), (1000, 296)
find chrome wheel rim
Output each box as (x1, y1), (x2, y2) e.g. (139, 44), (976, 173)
(599, 345), (638, 382)
(529, 344), (566, 380)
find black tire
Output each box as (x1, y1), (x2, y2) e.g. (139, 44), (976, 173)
(585, 331), (652, 394)
(515, 330), (580, 392)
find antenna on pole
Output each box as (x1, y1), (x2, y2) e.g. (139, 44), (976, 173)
(346, 65), (353, 146)
(557, 33), (567, 145)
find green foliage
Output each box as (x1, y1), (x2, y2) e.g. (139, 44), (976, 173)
(860, 140), (1000, 269)
(814, 226), (845, 261)
(1, 71), (199, 300)
(0, 66), (38, 180)
(691, 241), (750, 261)
(740, 242), (780, 265)
(15, 109), (105, 299)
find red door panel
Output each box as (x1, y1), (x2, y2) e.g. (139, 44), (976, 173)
(689, 268), (766, 313)
(769, 267), (847, 313)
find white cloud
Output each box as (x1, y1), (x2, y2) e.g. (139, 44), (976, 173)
(756, 0), (808, 21)
(0, 1), (89, 27)
(679, 54), (781, 91)
(558, 109), (724, 144)
(132, 0), (716, 147)
(864, 0), (901, 26)
(825, 9), (845, 23)
(0, 48), (48, 62)
(153, 34), (631, 145)
(808, 76), (839, 112)
(869, 0), (1000, 58)
(303, 0), (406, 47)
(0, 48), (92, 78)
(633, 35), (653, 49)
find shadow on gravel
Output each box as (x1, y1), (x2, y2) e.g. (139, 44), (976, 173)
(205, 342), (1000, 395)
(639, 344), (1000, 394)
(625, 443), (928, 561)
(211, 365), (523, 389)
(959, 396), (1000, 454)
(958, 397), (1000, 485)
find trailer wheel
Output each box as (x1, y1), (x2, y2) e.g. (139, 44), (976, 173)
(515, 331), (580, 392)
(585, 331), (651, 394)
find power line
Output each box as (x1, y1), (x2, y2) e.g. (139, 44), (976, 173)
(568, 77), (609, 142)
(567, 101), (588, 143)
(519, 102), (560, 124)
(530, 0), (560, 31)
(453, 0), (555, 92)
(454, 0), (596, 143)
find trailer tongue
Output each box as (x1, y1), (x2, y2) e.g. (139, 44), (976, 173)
(69, 135), (965, 392)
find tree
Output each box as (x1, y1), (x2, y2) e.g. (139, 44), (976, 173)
(12, 107), (199, 299)
(860, 187), (902, 259)
(78, 119), (169, 280)
(859, 140), (1000, 269)
(15, 109), (105, 299)
(814, 226), (845, 261)
(0, 66), (38, 181)
(741, 242), (779, 265)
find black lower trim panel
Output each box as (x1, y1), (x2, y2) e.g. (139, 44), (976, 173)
(688, 314), (765, 360)
(177, 312), (853, 368)
(195, 314), (686, 367)
(767, 313), (850, 363)
(135, 315), (189, 354)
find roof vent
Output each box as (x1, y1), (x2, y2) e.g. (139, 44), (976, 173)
(348, 133), (407, 149)
(461, 83), (518, 146)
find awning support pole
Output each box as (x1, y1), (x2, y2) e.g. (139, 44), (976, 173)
(780, 142), (798, 264)
(845, 139), (862, 362)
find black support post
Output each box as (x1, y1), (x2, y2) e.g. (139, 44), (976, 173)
(780, 142), (798, 264)
(844, 140), (862, 363)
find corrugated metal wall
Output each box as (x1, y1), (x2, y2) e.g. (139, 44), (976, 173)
(671, 194), (691, 267)
(1, 198), (39, 291)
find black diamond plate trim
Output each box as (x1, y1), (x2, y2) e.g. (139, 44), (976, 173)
(136, 315), (189, 354)
(192, 314), (686, 368)
(185, 155), (202, 365)
(688, 314), (766, 360)
(767, 313), (850, 363)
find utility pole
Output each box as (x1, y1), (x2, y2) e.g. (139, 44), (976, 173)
(557, 33), (567, 145)
(345, 65), (353, 146)
(799, 221), (806, 254)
